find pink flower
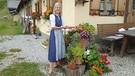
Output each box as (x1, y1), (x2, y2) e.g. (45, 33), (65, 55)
(68, 29), (72, 33)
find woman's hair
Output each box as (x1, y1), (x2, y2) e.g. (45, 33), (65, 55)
(53, 2), (62, 16)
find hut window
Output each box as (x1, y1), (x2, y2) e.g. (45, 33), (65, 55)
(133, 0), (135, 10)
(99, 0), (116, 16)
(90, 0), (126, 16)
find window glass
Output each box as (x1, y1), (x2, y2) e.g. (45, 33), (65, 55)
(133, 0), (135, 9)
(108, 3), (112, 10)
(100, 2), (105, 11)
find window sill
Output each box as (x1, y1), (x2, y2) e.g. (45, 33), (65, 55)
(75, 0), (89, 6)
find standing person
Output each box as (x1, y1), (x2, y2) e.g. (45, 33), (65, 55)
(48, 2), (74, 74)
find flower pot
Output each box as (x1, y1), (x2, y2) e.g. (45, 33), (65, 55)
(36, 16), (40, 20)
(76, 57), (82, 65)
(68, 62), (76, 70)
(90, 10), (99, 15)
(118, 11), (124, 16)
(80, 38), (88, 48)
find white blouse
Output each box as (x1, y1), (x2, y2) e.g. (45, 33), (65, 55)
(49, 14), (65, 27)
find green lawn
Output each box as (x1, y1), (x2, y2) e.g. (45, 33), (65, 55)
(0, 0), (25, 36)
(0, 62), (46, 76)
(0, 52), (7, 61)
(9, 48), (21, 52)
(0, 21), (24, 36)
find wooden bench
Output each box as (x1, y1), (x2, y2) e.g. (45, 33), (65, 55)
(97, 23), (135, 55)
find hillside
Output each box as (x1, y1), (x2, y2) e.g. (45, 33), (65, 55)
(0, 0), (13, 21)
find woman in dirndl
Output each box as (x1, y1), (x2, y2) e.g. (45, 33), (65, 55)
(48, 2), (74, 74)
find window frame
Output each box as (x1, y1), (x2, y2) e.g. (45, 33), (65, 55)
(133, 0), (135, 10)
(99, 0), (116, 16)
(89, 0), (125, 16)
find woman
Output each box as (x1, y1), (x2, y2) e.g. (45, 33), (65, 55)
(48, 2), (74, 73)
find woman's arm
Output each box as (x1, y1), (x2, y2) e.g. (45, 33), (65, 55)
(63, 26), (75, 29)
(52, 26), (64, 30)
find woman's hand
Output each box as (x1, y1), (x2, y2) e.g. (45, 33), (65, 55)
(61, 26), (68, 29)
(62, 25), (78, 29)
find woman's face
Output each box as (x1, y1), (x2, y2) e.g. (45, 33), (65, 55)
(55, 5), (61, 14)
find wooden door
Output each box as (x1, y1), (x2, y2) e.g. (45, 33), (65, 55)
(124, 0), (135, 23)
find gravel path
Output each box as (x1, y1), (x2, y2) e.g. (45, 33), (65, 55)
(0, 35), (49, 70)
(0, 35), (135, 76)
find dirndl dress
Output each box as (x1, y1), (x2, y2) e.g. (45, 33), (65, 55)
(48, 15), (66, 62)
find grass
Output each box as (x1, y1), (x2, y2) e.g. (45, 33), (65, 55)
(0, 52), (7, 61)
(0, 62), (46, 76)
(0, 0), (7, 10)
(0, 0), (28, 36)
(9, 48), (21, 52)
(0, 21), (24, 36)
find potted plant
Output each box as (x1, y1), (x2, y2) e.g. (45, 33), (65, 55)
(77, 23), (95, 48)
(66, 47), (76, 70)
(71, 43), (85, 64)
(65, 32), (81, 70)
(83, 43), (112, 76)
(31, 12), (41, 20)
(64, 23), (95, 48)
(44, 9), (53, 20)
(36, 12), (41, 20)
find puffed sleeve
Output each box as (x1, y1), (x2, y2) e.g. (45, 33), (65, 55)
(49, 14), (55, 27)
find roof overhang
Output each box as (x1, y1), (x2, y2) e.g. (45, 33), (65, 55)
(7, 0), (21, 14)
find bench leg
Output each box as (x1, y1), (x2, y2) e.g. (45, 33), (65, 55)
(109, 42), (114, 56)
(119, 36), (128, 57)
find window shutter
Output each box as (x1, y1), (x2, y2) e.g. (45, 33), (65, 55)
(112, 0), (116, 10)
(46, 0), (58, 10)
(26, 6), (30, 16)
(35, 2), (38, 12)
(117, 0), (126, 16)
(57, 0), (62, 3)
(26, 7), (29, 16)
(39, 0), (42, 14)
(30, 6), (32, 15)
(46, 0), (50, 9)
(50, 0), (53, 9)
(90, 0), (100, 15)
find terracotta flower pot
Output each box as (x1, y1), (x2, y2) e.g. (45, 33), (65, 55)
(80, 38), (88, 48)
(36, 16), (40, 20)
(68, 62), (76, 70)
(76, 57), (82, 65)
